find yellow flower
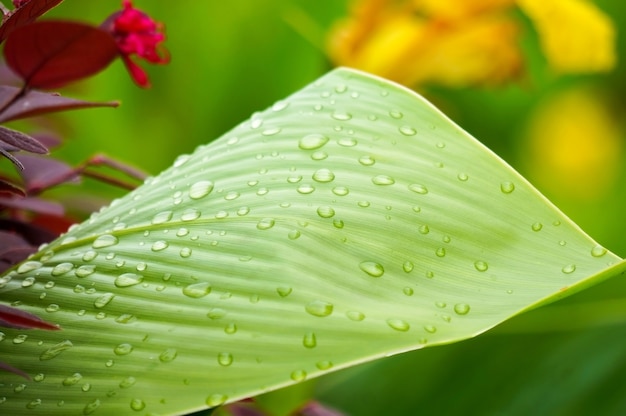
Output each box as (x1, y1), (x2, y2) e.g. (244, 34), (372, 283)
(327, 0), (616, 87)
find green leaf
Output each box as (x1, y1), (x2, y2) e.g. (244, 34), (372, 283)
(0, 67), (624, 415)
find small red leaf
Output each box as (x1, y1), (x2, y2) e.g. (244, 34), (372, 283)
(0, 304), (60, 330)
(0, 360), (31, 380)
(0, 85), (119, 123)
(0, 125), (48, 154)
(4, 20), (118, 89)
(0, 179), (25, 197)
(0, 195), (64, 216)
(0, 0), (63, 43)
(15, 153), (75, 192)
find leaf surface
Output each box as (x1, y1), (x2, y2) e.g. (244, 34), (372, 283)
(0, 68), (623, 415)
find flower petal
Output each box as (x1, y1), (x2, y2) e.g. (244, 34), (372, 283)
(517, 0), (616, 73)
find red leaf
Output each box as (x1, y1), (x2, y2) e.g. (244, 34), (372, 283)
(4, 20), (119, 89)
(0, 360), (31, 380)
(0, 195), (64, 216)
(0, 85), (119, 123)
(0, 304), (60, 330)
(0, 0), (63, 43)
(0, 179), (25, 197)
(14, 153), (76, 193)
(0, 125), (48, 154)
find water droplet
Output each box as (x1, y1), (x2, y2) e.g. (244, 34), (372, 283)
(457, 173), (469, 181)
(17, 261), (42, 274)
(591, 245), (607, 257)
(277, 287), (292, 297)
(316, 361), (333, 371)
(454, 303), (471, 315)
(45, 303), (60, 313)
(372, 175), (395, 185)
(116, 314), (136, 324)
(303, 332), (317, 348)
(94, 293), (115, 308)
(130, 398), (145, 411)
(75, 265), (96, 278)
(34, 373), (45, 382)
(40, 340), (73, 361)
(50, 262), (73, 276)
(346, 311), (365, 321)
(159, 348), (177, 362)
(357, 201), (370, 208)
(500, 181), (515, 194)
(316, 206), (335, 218)
(119, 376), (136, 389)
(189, 180), (214, 200)
(206, 394), (227, 407)
(250, 118), (263, 129)
(115, 273), (143, 288)
(311, 150), (328, 160)
(531, 222), (543, 232)
(224, 322), (237, 334)
(113, 343), (133, 356)
(299, 134), (329, 150)
(207, 308), (226, 319)
(389, 110), (403, 119)
(403, 287), (414, 296)
(435, 301), (446, 308)
(82, 250), (98, 262)
(178, 247), (192, 258)
(26, 399), (42, 409)
(83, 399), (101, 415)
(262, 127), (282, 136)
(305, 300), (333, 317)
(287, 174), (303, 184)
(435, 247), (446, 257)
(181, 208), (201, 221)
(359, 261), (384, 277)
(215, 210), (228, 219)
(297, 184), (315, 194)
(290, 369), (307, 381)
(92, 234), (118, 248)
(398, 126), (416, 136)
(182, 282), (211, 298)
(14, 383), (26, 392)
(332, 186), (349, 196)
(217, 352), (233, 366)
(150, 240), (169, 252)
(424, 325), (437, 333)
(474, 261), (488, 272)
(338, 137), (357, 147)
(252, 217), (276, 231)
(358, 155), (375, 166)
(312, 168), (335, 183)
(387, 319), (410, 331)
(62, 372), (83, 386)
(409, 183), (428, 194)
(288, 230), (301, 240)
(272, 100), (289, 112)
(562, 264), (576, 274)
(402, 261), (414, 273)
(331, 111), (352, 121)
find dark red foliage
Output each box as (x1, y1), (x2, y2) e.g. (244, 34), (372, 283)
(4, 20), (119, 89)
(0, 304), (60, 330)
(0, 0), (63, 43)
(0, 86), (119, 124)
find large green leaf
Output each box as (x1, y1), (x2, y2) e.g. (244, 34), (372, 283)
(1, 68), (624, 415)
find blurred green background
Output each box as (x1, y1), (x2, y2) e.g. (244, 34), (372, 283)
(23, 1), (626, 414)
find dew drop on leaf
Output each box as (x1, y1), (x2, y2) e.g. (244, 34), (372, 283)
(372, 175), (395, 185)
(305, 300), (333, 317)
(358, 155), (376, 166)
(359, 261), (384, 277)
(17, 261), (42, 274)
(51, 262), (73, 276)
(94, 293), (115, 309)
(206, 394), (227, 407)
(39, 340), (73, 361)
(159, 348), (178, 362)
(316, 206), (335, 218)
(130, 399), (146, 411)
(298, 134), (329, 150)
(398, 126), (417, 136)
(217, 352), (233, 366)
(591, 245), (607, 257)
(562, 264), (576, 274)
(531, 222), (543, 232)
(312, 168), (335, 183)
(256, 218), (276, 230)
(182, 282), (211, 298)
(474, 261), (489, 272)
(151, 240), (169, 252)
(500, 181), (515, 194)
(119, 376), (136, 389)
(386, 319), (410, 331)
(113, 343), (133, 356)
(75, 265), (96, 278)
(290, 370), (307, 381)
(152, 211), (173, 224)
(92, 234), (118, 249)
(454, 303), (471, 315)
(346, 311), (365, 321)
(62, 372), (82, 386)
(408, 183), (428, 194)
(303, 332), (317, 348)
(189, 180), (214, 200)
(114, 273), (143, 288)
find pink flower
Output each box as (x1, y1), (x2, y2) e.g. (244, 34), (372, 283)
(103, 0), (169, 88)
